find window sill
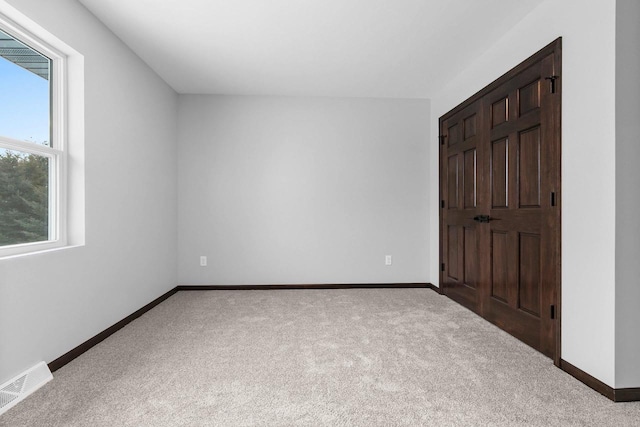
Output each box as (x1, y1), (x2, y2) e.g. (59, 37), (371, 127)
(0, 241), (83, 261)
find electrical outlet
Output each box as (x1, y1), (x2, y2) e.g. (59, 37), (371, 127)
(385, 255), (392, 266)
(200, 256), (207, 267)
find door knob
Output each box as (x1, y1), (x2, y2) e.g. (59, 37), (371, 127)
(473, 215), (492, 223)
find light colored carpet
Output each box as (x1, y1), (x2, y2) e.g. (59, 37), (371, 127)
(2, 288), (639, 426)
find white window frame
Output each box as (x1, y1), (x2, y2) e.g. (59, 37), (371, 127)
(0, 12), (68, 258)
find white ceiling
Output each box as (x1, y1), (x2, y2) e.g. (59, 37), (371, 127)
(78, 0), (544, 98)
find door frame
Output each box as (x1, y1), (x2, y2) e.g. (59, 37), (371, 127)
(438, 38), (562, 366)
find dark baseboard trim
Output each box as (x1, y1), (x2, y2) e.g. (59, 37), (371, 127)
(560, 359), (615, 400)
(48, 287), (179, 372)
(560, 359), (640, 402)
(614, 387), (640, 402)
(177, 283), (434, 290)
(427, 283), (443, 294)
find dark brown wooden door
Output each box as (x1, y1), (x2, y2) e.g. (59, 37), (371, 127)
(440, 39), (561, 361)
(440, 100), (484, 313)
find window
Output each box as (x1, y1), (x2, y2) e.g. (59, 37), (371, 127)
(0, 18), (67, 257)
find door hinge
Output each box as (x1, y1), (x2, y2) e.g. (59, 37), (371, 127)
(550, 304), (556, 319)
(439, 135), (446, 145)
(545, 75), (559, 94)
(441, 200), (445, 208)
(441, 263), (445, 272)
(550, 192), (556, 207)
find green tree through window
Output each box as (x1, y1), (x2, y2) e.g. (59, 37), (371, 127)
(0, 150), (49, 245)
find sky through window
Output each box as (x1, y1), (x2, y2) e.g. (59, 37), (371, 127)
(0, 55), (50, 145)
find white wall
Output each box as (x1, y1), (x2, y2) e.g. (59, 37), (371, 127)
(178, 95), (430, 285)
(0, 0), (178, 385)
(429, 0), (618, 386)
(615, 0), (640, 389)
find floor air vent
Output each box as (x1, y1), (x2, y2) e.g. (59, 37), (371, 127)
(0, 362), (52, 415)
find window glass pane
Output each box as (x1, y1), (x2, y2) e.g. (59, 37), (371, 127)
(0, 148), (49, 246)
(0, 29), (50, 146)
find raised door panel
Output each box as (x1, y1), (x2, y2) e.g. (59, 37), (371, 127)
(464, 149), (477, 209)
(447, 154), (459, 209)
(447, 225), (461, 281)
(448, 123), (461, 146)
(491, 231), (509, 302)
(519, 127), (541, 208)
(464, 226), (478, 289)
(447, 225), (480, 289)
(491, 138), (509, 208)
(491, 97), (509, 128)
(464, 114), (477, 140)
(519, 233), (541, 317)
(519, 79), (541, 116)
